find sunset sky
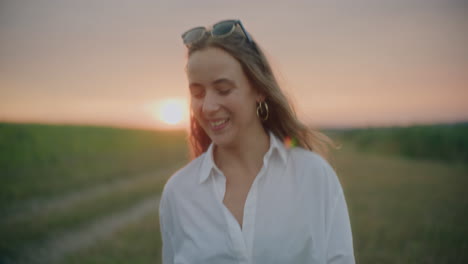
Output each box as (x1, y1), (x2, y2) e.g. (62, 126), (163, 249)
(1, 0), (467, 130)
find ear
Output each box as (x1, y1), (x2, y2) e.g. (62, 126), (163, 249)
(255, 92), (266, 103)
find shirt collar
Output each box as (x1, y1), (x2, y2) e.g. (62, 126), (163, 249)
(198, 143), (217, 184)
(198, 131), (288, 184)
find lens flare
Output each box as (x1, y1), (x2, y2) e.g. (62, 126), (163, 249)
(147, 98), (189, 127)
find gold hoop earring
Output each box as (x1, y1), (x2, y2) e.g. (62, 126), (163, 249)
(256, 101), (269, 121)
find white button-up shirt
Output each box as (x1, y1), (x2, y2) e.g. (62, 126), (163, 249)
(159, 132), (355, 264)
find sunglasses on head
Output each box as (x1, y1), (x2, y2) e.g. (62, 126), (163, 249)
(181, 19), (255, 48)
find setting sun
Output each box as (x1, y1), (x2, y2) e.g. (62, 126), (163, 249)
(148, 98), (189, 128)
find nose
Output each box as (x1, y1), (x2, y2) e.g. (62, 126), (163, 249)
(202, 91), (220, 116)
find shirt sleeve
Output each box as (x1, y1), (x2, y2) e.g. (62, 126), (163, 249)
(159, 192), (174, 264)
(326, 187), (355, 264)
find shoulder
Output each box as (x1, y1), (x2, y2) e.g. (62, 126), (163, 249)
(288, 147), (342, 194)
(289, 147), (334, 174)
(161, 153), (206, 201)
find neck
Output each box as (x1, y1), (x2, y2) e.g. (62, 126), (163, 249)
(214, 127), (270, 178)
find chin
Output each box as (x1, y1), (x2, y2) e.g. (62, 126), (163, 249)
(209, 132), (234, 148)
(207, 127), (238, 148)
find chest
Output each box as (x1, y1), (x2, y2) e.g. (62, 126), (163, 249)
(222, 173), (256, 229)
(171, 179), (325, 264)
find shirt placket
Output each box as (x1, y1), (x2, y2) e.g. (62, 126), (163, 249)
(212, 170), (249, 263)
(213, 161), (270, 264)
(241, 171), (260, 262)
(243, 155), (271, 261)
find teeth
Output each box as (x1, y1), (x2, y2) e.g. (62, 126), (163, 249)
(211, 119), (228, 127)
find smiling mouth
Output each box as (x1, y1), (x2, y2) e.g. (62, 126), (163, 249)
(209, 118), (229, 130)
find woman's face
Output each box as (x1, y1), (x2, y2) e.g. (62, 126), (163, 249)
(186, 47), (263, 148)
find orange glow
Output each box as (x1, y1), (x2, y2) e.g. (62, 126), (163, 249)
(147, 98), (189, 128)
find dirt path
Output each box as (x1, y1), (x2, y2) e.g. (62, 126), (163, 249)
(12, 195), (161, 264)
(2, 167), (174, 225)
(2, 166), (177, 264)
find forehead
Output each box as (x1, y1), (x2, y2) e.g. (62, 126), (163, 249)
(186, 47), (244, 84)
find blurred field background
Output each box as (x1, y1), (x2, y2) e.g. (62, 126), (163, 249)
(1, 122), (467, 264)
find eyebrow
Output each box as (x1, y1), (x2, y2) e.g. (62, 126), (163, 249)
(212, 78), (235, 87)
(189, 78), (236, 89)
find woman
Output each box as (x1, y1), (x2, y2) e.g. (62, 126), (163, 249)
(159, 19), (355, 264)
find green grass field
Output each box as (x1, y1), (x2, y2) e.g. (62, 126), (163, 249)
(327, 122), (468, 164)
(0, 123), (187, 263)
(334, 144), (468, 263)
(1, 123), (467, 263)
(0, 123), (187, 205)
(65, 211), (162, 264)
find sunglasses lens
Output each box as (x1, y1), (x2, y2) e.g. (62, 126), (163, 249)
(182, 27), (206, 45)
(212, 20), (236, 37)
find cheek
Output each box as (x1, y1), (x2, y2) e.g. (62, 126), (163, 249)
(190, 98), (200, 109)
(190, 100), (203, 118)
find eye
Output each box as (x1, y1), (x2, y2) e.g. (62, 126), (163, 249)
(218, 88), (231, 95)
(215, 83), (233, 95)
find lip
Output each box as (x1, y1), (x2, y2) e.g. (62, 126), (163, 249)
(208, 118), (230, 131)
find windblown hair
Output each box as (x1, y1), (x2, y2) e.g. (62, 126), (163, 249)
(186, 27), (336, 161)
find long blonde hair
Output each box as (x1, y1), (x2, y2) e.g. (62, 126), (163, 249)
(186, 27), (336, 161)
